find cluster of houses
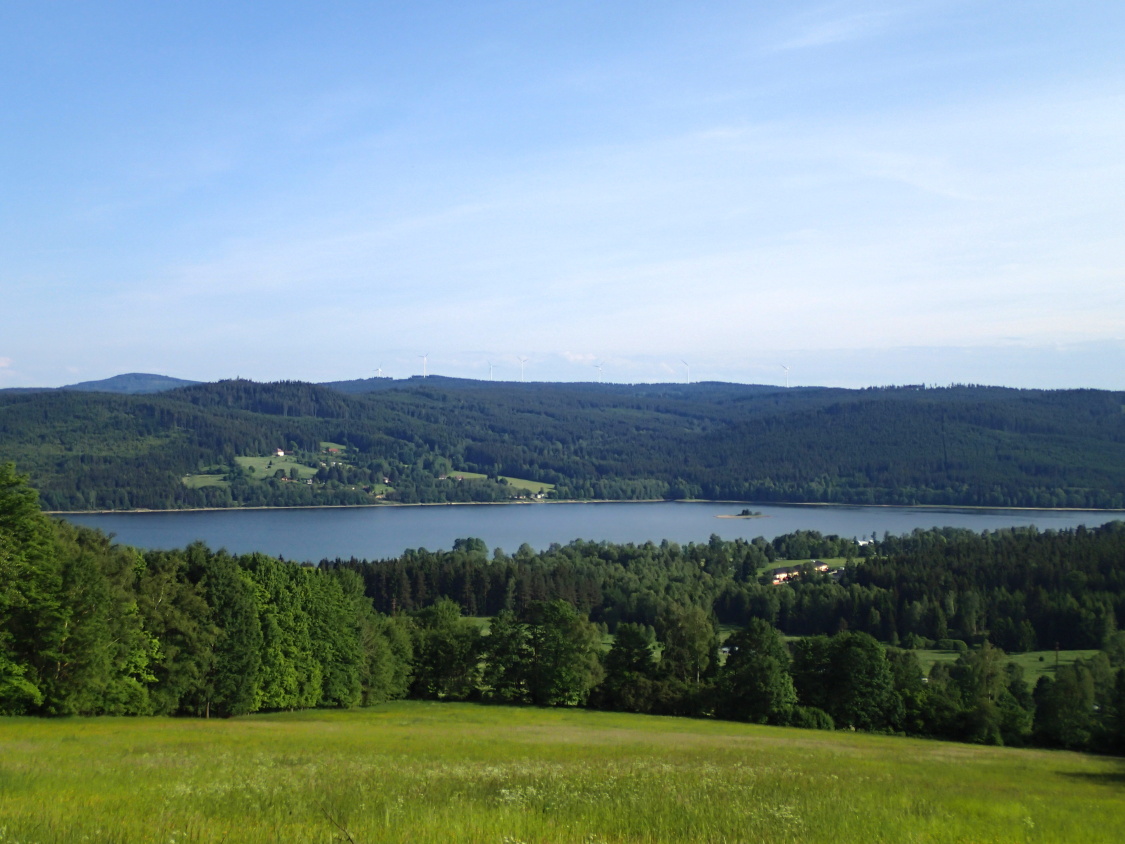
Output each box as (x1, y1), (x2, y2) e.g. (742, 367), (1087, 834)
(769, 560), (844, 585)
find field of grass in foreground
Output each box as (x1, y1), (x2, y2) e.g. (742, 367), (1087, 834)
(1, 703), (1122, 843)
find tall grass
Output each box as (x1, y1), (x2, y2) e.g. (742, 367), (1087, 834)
(1, 702), (1122, 843)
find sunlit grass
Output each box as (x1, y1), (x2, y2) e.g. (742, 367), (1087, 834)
(914, 648), (1100, 682)
(1, 702), (1122, 842)
(446, 470), (555, 495)
(180, 473), (230, 489)
(235, 454), (318, 479)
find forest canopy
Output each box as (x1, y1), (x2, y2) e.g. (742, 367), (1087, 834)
(2, 378), (1123, 511)
(3, 463), (1125, 755)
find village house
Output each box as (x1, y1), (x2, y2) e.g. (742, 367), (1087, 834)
(770, 560), (841, 585)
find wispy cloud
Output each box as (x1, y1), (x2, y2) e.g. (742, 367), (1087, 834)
(766, 3), (903, 52)
(94, 76), (1123, 375)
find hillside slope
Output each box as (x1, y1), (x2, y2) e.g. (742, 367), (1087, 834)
(2, 703), (1122, 843)
(0, 378), (1122, 510)
(60, 372), (201, 394)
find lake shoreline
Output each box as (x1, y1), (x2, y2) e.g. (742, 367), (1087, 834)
(62, 500), (1125, 562)
(47, 499), (1125, 516)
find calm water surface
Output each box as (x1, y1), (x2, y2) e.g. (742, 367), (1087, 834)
(62, 502), (1123, 562)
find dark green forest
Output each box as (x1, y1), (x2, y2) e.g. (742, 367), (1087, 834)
(329, 525), (1124, 652)
(3, 463), (1124, 754)
(1, 376), (1123, 511)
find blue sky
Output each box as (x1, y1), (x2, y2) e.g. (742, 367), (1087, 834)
(2, 1), (1123, 389)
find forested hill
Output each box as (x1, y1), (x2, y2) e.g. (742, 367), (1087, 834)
(0, 377), (1123, 511)
(60, 372), (200, 394)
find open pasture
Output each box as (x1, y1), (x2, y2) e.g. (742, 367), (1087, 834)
(180, 473), (229, 490)
(235, 454), (319, 479)
(760, 556), (851, 577)
(446, 470), (555, 495)
(914, 648), (1101, 682)
(1, 702), (1122, 843)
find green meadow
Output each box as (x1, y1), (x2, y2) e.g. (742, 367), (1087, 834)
(235, 454), (319, 479)
(180, 473), (230, 490)
(446, 470), (555, 495)
(1, 702), (1122, 843)
(182, 455), (320, 490)
(914, 648), (1101, 683)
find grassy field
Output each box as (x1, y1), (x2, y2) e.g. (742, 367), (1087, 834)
(448, 470), (555, 495)
(761, 557), (851, 574)
(183, 455), (324, 490)
(1, 703), (1122, 843)
(915, 648), (1102, 683)
(466, 617), (617, 650)
(180, 473), (230, 489)
(236, 454), (319, 479)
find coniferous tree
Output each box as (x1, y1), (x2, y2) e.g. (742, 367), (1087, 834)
(656, 605), (719, 685)
(480, 609), (532, 703)
(1033, 666), (1095, 749)
(792, 632), (901, 732)
(593, 623), (658, 712)
(523, 600), (604, 707)
(715, 618), (797, 724)
(409, 598), (481, 700)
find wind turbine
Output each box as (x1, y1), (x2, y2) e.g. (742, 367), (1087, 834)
(781, 364), (790, 389)
(488, 361), (494, 382)
(594, 361), (604, 382)
(518, 356), (529, 382)
(681, 359), (691, 384)
(374, 365), (383, 379)
(420, 353), (428, 378)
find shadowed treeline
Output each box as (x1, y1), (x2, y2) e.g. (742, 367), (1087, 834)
(3, 462), (1125, 754)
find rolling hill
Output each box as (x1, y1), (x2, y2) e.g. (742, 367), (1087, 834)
(0, 376), (1122, 511)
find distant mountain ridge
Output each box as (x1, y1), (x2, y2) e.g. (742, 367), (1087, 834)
(49, 372), (791, 397)
(60, 373), (201, 394)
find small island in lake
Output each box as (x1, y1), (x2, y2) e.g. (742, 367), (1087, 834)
(716, 508), (766, 519)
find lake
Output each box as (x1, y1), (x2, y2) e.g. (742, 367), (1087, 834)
(61, 502), (1124, 562)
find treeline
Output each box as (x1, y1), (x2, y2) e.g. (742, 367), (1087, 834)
(323, 525), (1125, 751)
(4, 464), (1125, 753)
(0, 464), (608, 717)
(210, 461), (519, 509)
(330, 524), (1125, 652)
(400, 596), (1125, 753)
(2, 378), (1124, 510)
(593, 619), (1125, 753)
(0, 464), (412, 716)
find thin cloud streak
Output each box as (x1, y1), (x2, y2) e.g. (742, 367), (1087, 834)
(767, 5), (904, 52)
(114, 77), (1122, 361)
